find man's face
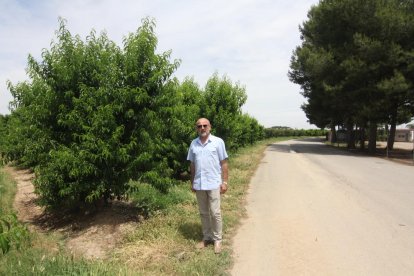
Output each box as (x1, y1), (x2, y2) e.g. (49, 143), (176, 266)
(196, 119), (211, 138)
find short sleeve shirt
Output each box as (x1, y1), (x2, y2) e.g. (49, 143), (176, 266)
(187, 134), (228, 190)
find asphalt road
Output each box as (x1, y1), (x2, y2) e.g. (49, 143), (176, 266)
(231, 138), (414, 276)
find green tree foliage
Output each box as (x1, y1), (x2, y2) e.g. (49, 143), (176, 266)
(0, 214), (30, 255)
(289, 0), (414, 152)
(155, 77), (203, 179)
(0, 115), (7, 163)
(264, 127), (327, 138)
(200, 73), (264, 150)
(0, 171), (30, 255)
(2, 18), (264, 210)
(4, 18), (183, 208)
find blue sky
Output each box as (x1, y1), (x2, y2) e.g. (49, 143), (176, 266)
(0, 0), (320, 128)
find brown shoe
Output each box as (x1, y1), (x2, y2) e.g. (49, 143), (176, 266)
(214, 240), (222, 254)
(196, 240), (213, 249)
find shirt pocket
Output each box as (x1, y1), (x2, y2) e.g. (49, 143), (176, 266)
(193, 148), (203, 161)
(207, 147), (218, 158)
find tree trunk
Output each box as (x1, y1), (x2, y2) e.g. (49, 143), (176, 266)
(330, 122), (337, 143)
(368, 121), (377, 154)
(346, 120), (355, 149)
(359, 126), (366, 150)
(387, 114), (397, 150)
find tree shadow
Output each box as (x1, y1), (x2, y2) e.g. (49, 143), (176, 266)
(178, 222), (202, 241)
(266, 137), (414, 166)
(30, 200), (143, 233)
(267, 141), (343, 155)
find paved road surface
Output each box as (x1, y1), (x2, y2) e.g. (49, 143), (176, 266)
(231, 138), (414, 275)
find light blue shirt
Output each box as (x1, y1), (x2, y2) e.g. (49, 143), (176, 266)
(187, 134), (228, 190)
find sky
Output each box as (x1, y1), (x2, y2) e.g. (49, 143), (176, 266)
(0, 0), (320, 129)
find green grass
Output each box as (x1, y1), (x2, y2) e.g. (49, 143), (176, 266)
(112, 137), (293, 275)
(0, 247), (132, 275)
(0, 137), (293, 275)
(0, 168), (17, 216)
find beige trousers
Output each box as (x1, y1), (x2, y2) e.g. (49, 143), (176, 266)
(195, 189), (222, 241)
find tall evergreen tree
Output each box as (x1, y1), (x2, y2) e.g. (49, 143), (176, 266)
(289, 0), (414, 153)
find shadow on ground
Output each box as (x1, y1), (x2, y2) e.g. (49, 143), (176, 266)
(267, 137), (414, 166)
(31, 200), (142, 233)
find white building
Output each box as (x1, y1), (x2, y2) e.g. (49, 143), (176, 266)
(395, 129), (414, 142)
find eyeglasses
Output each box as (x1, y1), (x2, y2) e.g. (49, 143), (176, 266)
(197, 124), (209, 129)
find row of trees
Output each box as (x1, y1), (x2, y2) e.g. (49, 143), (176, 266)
(0, 18), (264, 210)
(289, 0), (414, 152)
(264, 127), (327, 138)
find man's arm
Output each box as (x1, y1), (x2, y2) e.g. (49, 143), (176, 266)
(220, 159), (228, 194)
(190, 162), (195, 192)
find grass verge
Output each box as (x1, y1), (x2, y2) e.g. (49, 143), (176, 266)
(0, 168), (17, 215)
(1, 137), (292, 275)
(112, 137), (293, 275)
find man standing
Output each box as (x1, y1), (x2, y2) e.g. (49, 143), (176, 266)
(187, 118), (229, 254)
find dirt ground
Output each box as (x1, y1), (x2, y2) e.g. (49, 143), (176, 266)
(354, 141), (414, 166)
(4, 166), (140, 259)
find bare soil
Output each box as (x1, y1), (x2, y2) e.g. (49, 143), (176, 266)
(346, 141), (414, 166)
(375, 141), (414, 165)
(4, 166), (141, 259)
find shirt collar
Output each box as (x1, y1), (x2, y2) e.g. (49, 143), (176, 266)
(197, 134), (212, 145)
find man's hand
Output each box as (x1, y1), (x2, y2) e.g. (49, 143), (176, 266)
(220, 182), (228, 194)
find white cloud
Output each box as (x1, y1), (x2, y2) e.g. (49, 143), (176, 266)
(0, 0), (319, 128)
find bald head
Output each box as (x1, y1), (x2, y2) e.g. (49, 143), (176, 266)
(196, 118), (211, 139)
